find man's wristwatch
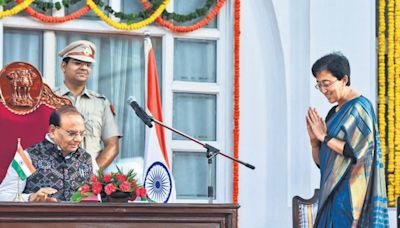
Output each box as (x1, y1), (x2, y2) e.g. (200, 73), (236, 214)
(323, 135), (333, 144)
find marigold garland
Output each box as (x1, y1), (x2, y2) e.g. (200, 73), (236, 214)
(378, 0), (387, 172)
(378, 0), (387, 175)
(142, 0), (226, 33)
(95, 0), (160, 24)
(232, 0), (240, 204)
(0, 0), (34, 18)
(16, 0), (90, 23)
(86, 0), (169, 30)
(95, 0), (215, 24)
(387, 0), (396, 206)
(160, 0), (216, 22)
(394, 0), (400, 201)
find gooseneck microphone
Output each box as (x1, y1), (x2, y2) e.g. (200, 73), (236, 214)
(127, 96), (153, 128)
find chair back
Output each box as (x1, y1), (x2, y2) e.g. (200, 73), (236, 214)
(0, 62), (71, 183)
(292, 189), (319, 228)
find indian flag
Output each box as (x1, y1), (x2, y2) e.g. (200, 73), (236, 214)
(143, 37), (176, 203)
(11, 139), (36, 181)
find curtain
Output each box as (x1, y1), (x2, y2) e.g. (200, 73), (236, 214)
(3, 29), (43, 71)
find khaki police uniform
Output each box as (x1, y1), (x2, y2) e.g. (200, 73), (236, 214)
(54, 84), (121, 160)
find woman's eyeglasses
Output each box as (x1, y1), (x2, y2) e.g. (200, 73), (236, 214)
(315, 80), (337, 90)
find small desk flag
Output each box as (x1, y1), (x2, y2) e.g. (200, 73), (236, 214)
(11, 138), (36, 181)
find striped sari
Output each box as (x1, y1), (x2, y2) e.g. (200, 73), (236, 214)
(314, 96), (389, 228)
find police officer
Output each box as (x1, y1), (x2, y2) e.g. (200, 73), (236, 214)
(54, 40), (121, 170)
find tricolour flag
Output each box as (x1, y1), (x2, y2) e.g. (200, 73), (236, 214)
(143, 37), (176, 203)
(11, 139), (36, 181)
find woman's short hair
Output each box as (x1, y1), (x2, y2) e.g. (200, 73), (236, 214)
(311, 52), (351, 86)
(49, 105), (84, 127)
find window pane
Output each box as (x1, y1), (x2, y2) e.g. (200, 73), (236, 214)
(174, 39), (216, 82)
(122, 0), (143, 12)
(55, 32), (162, 162)
(121, 0), (154, 24)
(174, 0), (217, 28)
(3, 29), (43, 72)
(66, 0), (109, 20)
(173, 151), (216, 199)
(173, 93), (216, 141)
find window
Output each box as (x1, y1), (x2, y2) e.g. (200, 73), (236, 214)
(3, 29), (43, 71)
(1, 0), (231, 202)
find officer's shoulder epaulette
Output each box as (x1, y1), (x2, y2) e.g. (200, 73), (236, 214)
(88, 90), (107, 100)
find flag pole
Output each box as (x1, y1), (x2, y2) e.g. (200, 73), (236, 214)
(13, 177), (24, 202)
(13, 138), (25, 202)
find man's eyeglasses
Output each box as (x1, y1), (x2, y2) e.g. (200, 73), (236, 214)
(57, 127), (86, 138)
(315, 80), (338, 90)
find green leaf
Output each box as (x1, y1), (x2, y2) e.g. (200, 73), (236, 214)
(55, 2), (61, 10)
(70, 191), (83, 202)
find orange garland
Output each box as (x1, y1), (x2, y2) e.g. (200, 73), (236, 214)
(16, 0), (90, 23)
(233, 0), (240, 204)
(142, 0), (226, 33)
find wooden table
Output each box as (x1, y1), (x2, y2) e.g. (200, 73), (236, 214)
(0, 202), (239, 228)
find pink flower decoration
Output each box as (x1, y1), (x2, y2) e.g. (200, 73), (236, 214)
(119, 181), (131, 192)
(90, 175), (98, 183)
(135, 187), (147, 198)
(80, 184), (90, 195)
(139, 187), (147, 198)
(92, 181), (103, 195)
(116, 174), (126, 182)
(102, 173), (111, 183)
(105, 183), (117, 195)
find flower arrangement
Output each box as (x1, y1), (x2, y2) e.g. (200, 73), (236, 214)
(70, 167), (147, 202)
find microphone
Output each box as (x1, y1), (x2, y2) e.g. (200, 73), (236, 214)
(127, 96), (153, 128)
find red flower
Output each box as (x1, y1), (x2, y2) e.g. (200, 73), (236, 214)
(105, 183), (117, 195)
(135, 187), (147, 198)
(116, 174), (126, 182)
(119, 181), (131, 192)
(102, 173), (111, 183)
(140, 188), (147, 197)
(72, 168), (150, 203)
(92, 181), (103, 195)
(90, 175), (98, 183)
(80, 184), (90, 195)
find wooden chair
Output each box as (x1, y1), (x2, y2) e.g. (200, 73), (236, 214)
(292, 189), (320, 228)
(0, 62), (71, 183)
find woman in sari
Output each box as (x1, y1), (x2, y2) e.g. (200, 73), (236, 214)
(306, 53), (389, 227)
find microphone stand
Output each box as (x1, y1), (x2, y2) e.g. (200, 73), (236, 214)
(148, 116), (255, 204)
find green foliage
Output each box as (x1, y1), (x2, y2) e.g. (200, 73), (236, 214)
(25, 0), (82, 13)
(2, 0), (217, 25)
(0, 0), (14, 8)
(160, 0), (216, 23)
(70, 191), (91, 202)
